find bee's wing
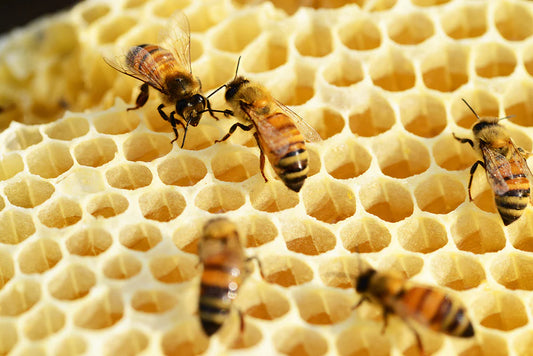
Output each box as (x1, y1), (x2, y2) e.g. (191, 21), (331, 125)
(103, 49), (167, 93)
(510, 141), (533, 203)
(274, 100), (322, 143)
(481, 145), (512, 196)
(159, 12), (192, 74)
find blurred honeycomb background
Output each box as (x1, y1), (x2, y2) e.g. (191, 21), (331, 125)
(0, 0), (533, 355)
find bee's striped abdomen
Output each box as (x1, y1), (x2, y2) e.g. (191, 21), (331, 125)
(126, 44), (177, 81)
(398, 287), (474, 338)
(494, 158), (530, 226)
(261, 113), (309, 192)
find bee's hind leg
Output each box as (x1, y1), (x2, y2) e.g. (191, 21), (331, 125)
(468, 161), (485, 201)
(158, 106), (185, 145)
(128, 83), (149, 111)
(253, 132), (268, 183)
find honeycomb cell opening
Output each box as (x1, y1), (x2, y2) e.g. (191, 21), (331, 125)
(377, 253), (425, 280)
(103, 254), (142, 280)
(240, 282), (290, 321)
(474, 43), (517, 78)
(87, 193), (129, 218)
(399, 94), (447, 138)
(0, 153), (24, 181)
(336, 324), (391, 356)
(273, 326), (328, 356)
(123, 133), (172, 162)
(281, 219), (336, 255)
(66, 228), (113, 256)
(97, 16), (137, 44)
(157, 154), (207, 187)
(414, 174), (465, 214)
(0, 279), (40, 316)
(23, 304), (65, 340)
(149, 254), (199, 283)
(324, 139), (371, 180)
(503, 83), (533, 127)
(494, 2), (533, 41)
(211, 148), (259, 183)
(4, 176), (55, 208)
(249, 181), (299, 213)
(398, 216), (448, 253)
(92, 109), (140, 135)
(0, 250), (14, 289)
(160, 320), (208, 356)
(452, 90), (499, 129)
(369, 48), (416, 91)
(131, 290), (177, 313)
(18, 238), (62, 274)
(139, 188), (185, 222)
(338, 18), (381, 51)
(242, 35), (288, 73)
(73, 290), (124, 329)
(340, 217), (391, 253)
(55, 335), (87, 356)
(472, 291), (528, 331)
(451, 210), (505, 254)
(359, 179), (414, 223)
(388, 12), (434, 45)
(349, 93), (395, 137)
(302, 178), (356, 223)
(119, 223), (162, 251)
(490, 253), (533, 291)
(74, 138), (117, 167)
(105, 163), (152, 190)
(301, 106), (344, 140)
(27, 142), (74, 178)
(422, 44), (468, 92)
(48, 264), (96, 301)
(441, 3), (487, 39)
(242, 215), (278, 247)
(429, 251), (485, 290)
(433, 134), (478, 171)
(45, 116), (89, 140)
(80, 3), (110, 25)
(104, 329), (149, 356)
(261, 255), (313, 287)
(293, 288), (352, 325)
(211, 13), (261, 53)
(294, 23), (333, 58)
(195, 185), (245, 213)
(372, 132), (431, 178)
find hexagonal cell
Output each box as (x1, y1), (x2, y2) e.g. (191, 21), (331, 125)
(211, 13), (261, 53)
(293, 288), (352, 325)
(433, 134), (478, 171)
(422, 44), (468, 92)
(318, 256), (369, 289)
(0, 153), (23, 181)
(377, 253), (424, 279)
(157, 154), (207, 186)
(4, 175), (54, 208)
(295, 22), (332, 57)
(105, 163), (152, 190)
(451, 90), (500, 129)
(0, 279), (40, 316)
(323, 53), (363, 86)
(471, 291), (528, 331)
(74, 138), (117, 167)
(23, 304), (65, 340)
(241, 214), (278, 247)
(19, 238), (62, 274)
(139, 188), (185, 222)
(340, 216), (391, 253)
(119, 223), (161, 251)
(6, 126), (43, 150)
(242, 35), (288, 73)
(414, 174), (465, 214)
(195, 185), (245, 213)
(348, 92), (395, 137)
(131, 290), (177, 313)
(441, 3), (487, 39)
(336, 324), (391, 356)
(149, 254), (199, 283)
(211, 148), (259, 183)
(102, 253), (142, 280)
(151, 0), (190, 18)
(0, 249), (14, 289)
(26, 142), (74, 178)
(300, 106), (344, 140)
(260, 255), (313, 287)
(359, 179), (414, 223)
(474, 43), (516, 78)
(48, 264), (96, 300)
(123, 133), (172, 162)
(503, 81), (533, 127)
(281, 218), (336, 255)
(66, 228), (113, 256)
(490, 252), (533, 291)
(338, 17), (381, 51)
(0, 210), (35, 244)
(372, 132), (430, 178)
(283, 71), (315, 106)
(369, 48), (415, 91)
(249, 181), (299, 212)
(399, 93), (447, 138)
(38, 197), (82, 228)
(160, 320), (208, 356)
(55, 335), (87, 356)
(273, 326), (328, 356)
(74, 290), (123, 329)
(240, 283), (290, 321)
(429, 251), (485, 290)
(181, 125), (221, 151)
(398, 216), (448, 253)
(0, 321), (17, 355)
(97, 16), (137, 44)
(494, 1), (533, 41)
(506, 210), (533, 252)
(93, 109), (140, 135)
(193, 54), (236, 93)
(324, 139), (371, 180)
(388, 12), (434, 45)
(450, 210), (505, 254)
(302, 178), (356, 224)
(172, 221), (203, 254)
(80, 3), (110, 24)
(44, 116), (89, 140)
(104, 329), (149, 356)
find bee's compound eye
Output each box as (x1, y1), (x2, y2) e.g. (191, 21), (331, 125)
(192, 94), (206, 108)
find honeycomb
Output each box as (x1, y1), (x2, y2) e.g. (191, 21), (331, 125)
(0, 0), (533, 355)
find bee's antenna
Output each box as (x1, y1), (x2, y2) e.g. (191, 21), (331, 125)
(234, 56), (241, 80)
(461, 98), (481, 121)
(206, 84), (226, 99)
(499, 114), (515, 122)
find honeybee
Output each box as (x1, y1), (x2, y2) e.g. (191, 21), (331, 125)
(198, 218), (248, 336)
(104, 14), (229, 147)
(453, 99), (533, 225)
(216, 64), (322, 192)
(355, 266), (475, 353)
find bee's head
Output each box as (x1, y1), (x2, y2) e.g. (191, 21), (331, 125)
(472, 117), (500, 136)
(176, 94), (206, 127)
(225, 76), (249, 102)
(356, 269), (376, 294)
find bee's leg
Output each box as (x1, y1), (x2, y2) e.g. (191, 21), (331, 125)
(452, 133), (474, 148)
(214, 123), (254, 143)
(468, 161), (485, 201)
(127, 83), (150, 111)
(253, 132), (268, 183)
(204, 100), (233, 119)
(158, 106), (185, 145)
(351, 296), (369, 310)
(380, 308), (390, 334)
(402, 319), (425, 356)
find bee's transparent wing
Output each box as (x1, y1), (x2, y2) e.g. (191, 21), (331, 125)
(274, 99), (322, 142)
(159, 11), (192, 74)
(482, 145), (512, 196)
